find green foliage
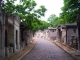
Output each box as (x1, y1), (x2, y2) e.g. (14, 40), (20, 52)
(60, 0), (80, 23)
(2, 0), (15, 13)
(58, 17), (66, 24)
(47, 0), (79, 27)
(47, 14), (58, 27)
(39, 20), (50, 30)
(34, 5), (47, 17)
(1, 0), (47, 31)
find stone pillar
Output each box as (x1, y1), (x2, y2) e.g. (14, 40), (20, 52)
(0, 1), (1, 10)
(10, 47), (13, 53)
(0, 0), (6, 57)
(17, 29), (20, 49)
(2, 14), (5, 57)
(13, 22), (16, 52)
(5, 47), (9, 57)
(13, 20), (20, 52)
(0, 1), (2, 57)
(0, 1), (1, 20)
(76, 14), (80, 50)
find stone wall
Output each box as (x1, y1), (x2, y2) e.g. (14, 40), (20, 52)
(67, 28), (78, 45)
(49, 29), (57, 40)
(0, 23), (1, 47)
(62, 29), (66, 43)
(14, 18), (20, 52)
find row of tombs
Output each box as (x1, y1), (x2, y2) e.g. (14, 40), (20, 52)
(48, 24), (80, 50)
(0, 11), (33, 58)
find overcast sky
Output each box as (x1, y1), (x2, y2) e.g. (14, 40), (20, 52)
(34, 0), (64, 21)
(15, 0), (64, 21)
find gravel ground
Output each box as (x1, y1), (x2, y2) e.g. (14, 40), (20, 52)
(21, 38), (76, 60)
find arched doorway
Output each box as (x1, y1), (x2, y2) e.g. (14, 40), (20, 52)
(58, 28), (62, 42)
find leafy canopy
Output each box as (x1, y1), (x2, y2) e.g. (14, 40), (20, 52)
(47, 14), (58, 27)
(1, 0), (47, 31)
(60, 0), (80, 23)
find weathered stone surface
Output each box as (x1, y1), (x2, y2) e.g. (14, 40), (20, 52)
(21, 38), (75, 60)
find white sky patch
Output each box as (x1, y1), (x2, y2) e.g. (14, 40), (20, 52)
(34, 0), (64, 21)
(14, 0), (20, 5)
(11, 0), (64, 21)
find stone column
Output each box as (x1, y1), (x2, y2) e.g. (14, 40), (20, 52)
(2, 13), (5, 57)
(76, 14), (80, 50)
(0, 0), (2, 23)
(13, 19), (16, 52)
(17, 29), (20, 49)
(13, 19), (20, 52)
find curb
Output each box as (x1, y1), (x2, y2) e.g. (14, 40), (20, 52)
(49, 40), (80, 60)
(18, 40), (37, 60)
(54, 42), (79, 60)
(9, 39), (37, 60)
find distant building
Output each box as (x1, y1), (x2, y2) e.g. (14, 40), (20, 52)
(57, 24), (79, 50)
(43, 29), (49, 39)
(48, 27), (57, 40)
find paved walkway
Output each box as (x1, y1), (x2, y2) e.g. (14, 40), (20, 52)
(8, 38), (80, 60)
(50, 40), (80, 60)
(9, 39), (36, 60)
(20, 38), (75, 60)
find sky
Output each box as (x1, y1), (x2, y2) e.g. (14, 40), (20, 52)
(14, 0), (64, 21)
(34, 0), (64, 21)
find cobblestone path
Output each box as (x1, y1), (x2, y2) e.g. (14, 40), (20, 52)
(21, 38), (76, 60)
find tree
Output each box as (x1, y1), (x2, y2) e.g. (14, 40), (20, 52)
(1, 0), (47, 31)
(57, 16), (66, 24)
(39, 20), (50, 30)
(47, 14), (58, 27)
(60, 0), (80, 23)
